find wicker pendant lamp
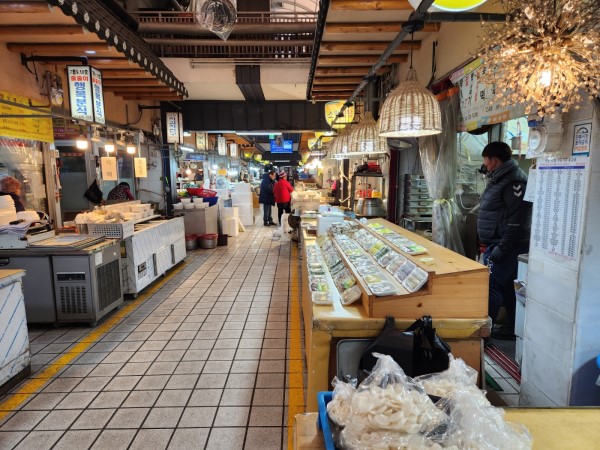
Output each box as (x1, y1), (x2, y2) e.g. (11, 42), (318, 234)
(333, 126), (351, 159)
(378, 35), (442, 138)
(349, 111), (388, 154)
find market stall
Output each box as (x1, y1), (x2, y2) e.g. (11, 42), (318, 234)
(300, 217), (489, 411)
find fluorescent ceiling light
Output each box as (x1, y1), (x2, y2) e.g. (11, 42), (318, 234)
(236, 132), (280, 136)
(180, 146), (195, 152)
(183, 131), (192, 137)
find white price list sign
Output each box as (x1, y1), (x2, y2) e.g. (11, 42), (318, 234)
(101, 156), (118, 181)
(217, 136), (227, 155)
(531, 159), (588, 263)
(67, 66), (94, 122)
(166, 112), (179, 143)
(134, 157), (147, 178)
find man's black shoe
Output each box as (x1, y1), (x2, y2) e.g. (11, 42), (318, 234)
(491, 327), (516, 340)
(264, 223), (270, 227)
(269, 221), (276, 226)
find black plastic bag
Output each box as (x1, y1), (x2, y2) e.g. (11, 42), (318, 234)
(84, 179), (103, 205)
(407, 315), (451, 377)
(358, 316), (414, 379)
(358, 315), (451, 379)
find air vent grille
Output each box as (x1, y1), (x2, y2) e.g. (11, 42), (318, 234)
(59, 286), (87, 315)
(97, 259), (121, 311)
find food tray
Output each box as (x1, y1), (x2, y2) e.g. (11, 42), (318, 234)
(87, 220), (134, 238)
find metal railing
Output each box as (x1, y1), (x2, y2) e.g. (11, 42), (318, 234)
(131, 10), (317, 24)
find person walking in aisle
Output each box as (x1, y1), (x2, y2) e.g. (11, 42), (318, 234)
(477, 141), (531, 340)
(273, 170), (294, 225)
(259, 170), (276, 226)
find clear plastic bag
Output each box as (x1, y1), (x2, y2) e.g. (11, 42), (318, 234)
(194, 0), (237, 41)
(415, 356), (478, 398)
(341, 354), (447, 449)
(327, 377), (356, 427)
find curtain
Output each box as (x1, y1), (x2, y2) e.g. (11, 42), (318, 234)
(418, 89), (465, 255)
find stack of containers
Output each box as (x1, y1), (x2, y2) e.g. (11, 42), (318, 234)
(0, 196), (17, 225)
(221, 206), (240, 237)
(230, 183), (254, 226)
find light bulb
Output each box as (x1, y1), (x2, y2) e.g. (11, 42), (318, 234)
(104, 142), (115, 153)
(76, 135), (88, 150)
(539, 69), (552, 87)
(126, 144), (136, 154)
(185, 168), (192, 175)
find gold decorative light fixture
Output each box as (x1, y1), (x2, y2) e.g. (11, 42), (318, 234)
(478, 0), (600, 118)
(349, 111), (388, 155)
(378, 36), (442, 138)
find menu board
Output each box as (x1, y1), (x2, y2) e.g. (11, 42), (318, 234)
(531, 159), (588, 262)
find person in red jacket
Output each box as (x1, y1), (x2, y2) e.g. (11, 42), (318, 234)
(273, 171), (294, 225)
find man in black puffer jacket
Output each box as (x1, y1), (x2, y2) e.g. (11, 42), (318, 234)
(477, 141), (531, 340)
(259, 170), (276, 226)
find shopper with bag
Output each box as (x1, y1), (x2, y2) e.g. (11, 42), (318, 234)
(273, 171), (294, 225)
(478, 141), (531, 340)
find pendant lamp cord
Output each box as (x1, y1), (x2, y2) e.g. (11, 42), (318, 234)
(410, 32), (414, 69)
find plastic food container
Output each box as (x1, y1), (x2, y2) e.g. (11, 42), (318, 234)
(198, 233), (218, 249)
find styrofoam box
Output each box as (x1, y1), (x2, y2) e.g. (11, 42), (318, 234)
(222, 207), (239, 218)
(234, 183), (252, 193)
(223, 217), (239, 237)
(239, 213), (254, 227)
(231, 193), (252, 205)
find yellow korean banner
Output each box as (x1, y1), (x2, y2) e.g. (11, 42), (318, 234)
(0, 91), (54, 142)
(324, 101), (354, 129)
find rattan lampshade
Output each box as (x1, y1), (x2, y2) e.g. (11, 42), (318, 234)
(349, 111), (388, 155)
(378, 68), (442, 138)
(332, 127), (351, 159)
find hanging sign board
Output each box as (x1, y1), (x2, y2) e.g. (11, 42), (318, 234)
(185, 153), (206, 161)
(166, 112), (179, 143)
(325, 101), (354, 129)
(229, 142), (238, 158)
(178, 113), (184, 145)
(572, 123), (592, 156)
(90, 67), (105, 125)
(217, 136), (227, 155)
(308, 138), (319, 149)
(195, 132), (208, 151)
(134, 157), (147, 178)
(67, 66), (105, 124)
(450, 59), (525, 132)
(0, 91), (53, 142)
(101, 156), (118, 181)
(408, 0), (487, 11)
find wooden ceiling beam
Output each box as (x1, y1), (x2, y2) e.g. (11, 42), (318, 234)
(320, 41), (420, 52)
(312, 86), (356, 92)
(330, 0), (412, 11)
(106, 87), (175, 94)
(318, 55), (407, 66)
(0, 1), (50, 13)
(315, 67), (391, 76)
(0, 25), (84, 36)
(6, 42), (112, 53)
(120, 96), (181, 101)
(100, 69), (152, 78)
(325, 22), (439, 34)
(313, 77), (364, 85)
(103, 79), (162, 87)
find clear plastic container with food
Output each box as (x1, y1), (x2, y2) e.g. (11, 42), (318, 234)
(368, 241), (385, 255)
(357, 265), (382, 277)
(402, 267), (429, 292)
(399, 243), (428, 255)
(373, 245), (391, 261)
(363, 274), (383, 284)
(312, 291), (333, 305)
(386, 254), (407, 274)
(369, 281), (399, 296)
(309, 276), (330, 292)
(341, 285), (362, 305)
(394, 260), (416, 282)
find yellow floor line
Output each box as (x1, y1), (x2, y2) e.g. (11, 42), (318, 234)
(287, 244), (304, 450)
(0, 257), (190, 420)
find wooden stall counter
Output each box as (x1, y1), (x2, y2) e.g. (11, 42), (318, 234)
(294, 409), (600, 450)
(300, 220), (490, 412)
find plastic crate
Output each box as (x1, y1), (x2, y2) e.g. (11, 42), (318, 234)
(87, 220), (134, 238)
(317, 391), (336, 450)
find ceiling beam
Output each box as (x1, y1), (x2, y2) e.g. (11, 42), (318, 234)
(99, 69), (152, 78)
(120, 96), (181, 101)
(325, 22), (438, 34)
(6, 42), (112, 53)
(105, 87), (175, 94)
(330, 0), (412, 11)
(312, 86), (356, 92)
(0, 25), (84, 36)
(103, 78), (162, 87)
(145, 38), (314, 47)
(320, 41), (420, 52)
(0, 1), (50, 13)
(315, 67), (390, 76)
(318, 55), (407, 66)
(313, 77), (364, 85)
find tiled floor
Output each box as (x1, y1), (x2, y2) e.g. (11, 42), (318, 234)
(485, 354), (520, 406)
(0, 219), (301, 450)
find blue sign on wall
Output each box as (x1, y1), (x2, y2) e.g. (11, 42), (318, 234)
(185, 154), (206, 161)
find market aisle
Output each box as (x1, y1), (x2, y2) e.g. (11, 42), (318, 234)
(0, 219), (303, 450)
